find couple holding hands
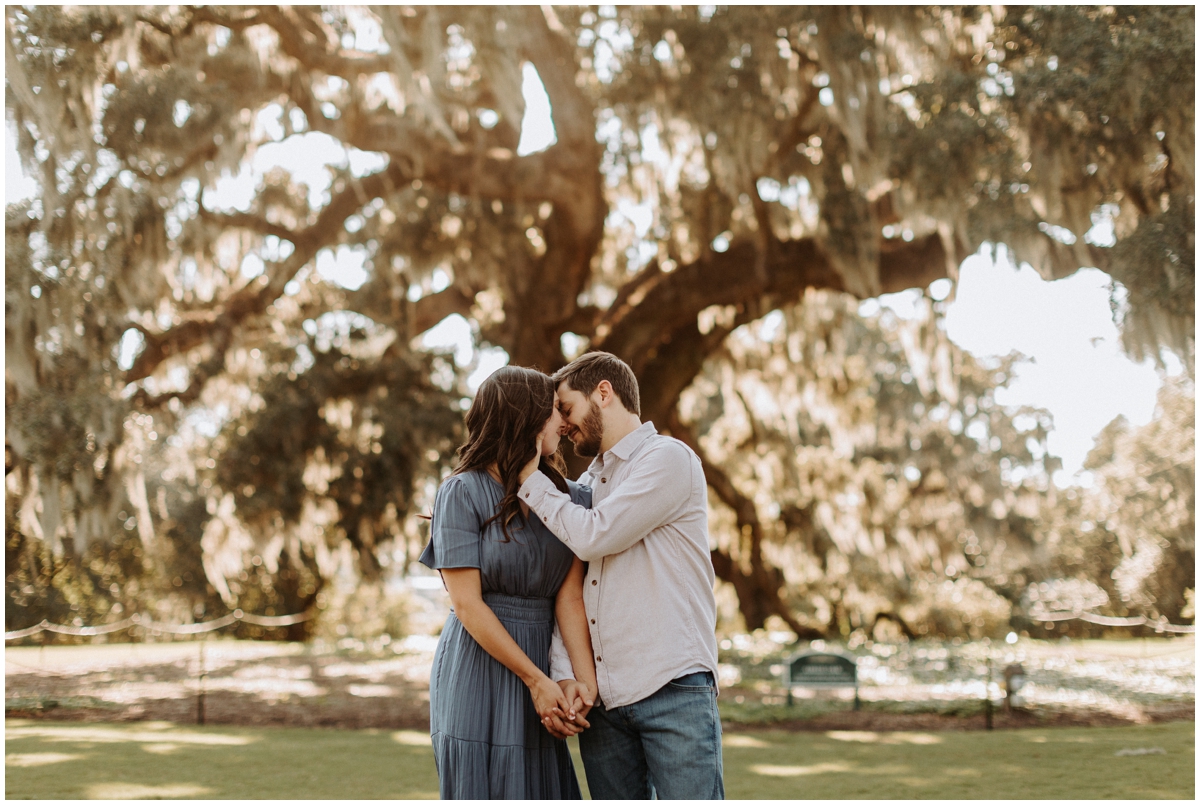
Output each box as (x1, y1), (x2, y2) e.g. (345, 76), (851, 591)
(419, 352), (724, 799)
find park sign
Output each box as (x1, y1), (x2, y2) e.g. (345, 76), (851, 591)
(783, 650), (860, 709)
(785, 651), (857, 687)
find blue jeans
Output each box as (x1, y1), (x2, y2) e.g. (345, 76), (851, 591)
(579, 671), (724, 800)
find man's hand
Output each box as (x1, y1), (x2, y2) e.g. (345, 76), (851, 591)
(541, 679), (594, 739)
(531, 674), (586, 739)
(559, 679), (596, 721)
(518, 432), (545, 485)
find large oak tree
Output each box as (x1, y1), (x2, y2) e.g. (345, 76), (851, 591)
(6, 6), (1193, 634)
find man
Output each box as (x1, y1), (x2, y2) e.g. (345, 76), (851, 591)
(517, 351), (724, 800)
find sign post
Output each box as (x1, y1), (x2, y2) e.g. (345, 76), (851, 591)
(783, 651), (860, 710)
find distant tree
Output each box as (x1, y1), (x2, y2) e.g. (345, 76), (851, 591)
(1034, 377), (1194, 633)
(6, 6), (1193, 633)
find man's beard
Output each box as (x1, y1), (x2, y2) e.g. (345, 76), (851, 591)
(570, 401), (605, 458)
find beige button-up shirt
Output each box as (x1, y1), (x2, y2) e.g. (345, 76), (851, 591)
(519, 421), (719, 709)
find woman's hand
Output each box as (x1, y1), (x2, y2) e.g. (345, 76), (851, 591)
(530, 674), (586, 737)
(518, 432), (545, 485)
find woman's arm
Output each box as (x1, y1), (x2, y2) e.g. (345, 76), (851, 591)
(555, 556), (598, 717)
(440, 567), (576, 730)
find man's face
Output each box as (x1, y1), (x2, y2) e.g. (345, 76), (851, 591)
(556, 383), (605, 458)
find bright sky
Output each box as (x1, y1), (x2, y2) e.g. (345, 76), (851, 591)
(6, 63), (1178, 488)
(871, 257), (1179, 486)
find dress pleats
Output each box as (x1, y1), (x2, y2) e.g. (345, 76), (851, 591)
(420, 472), (590, 800)
(429, 593), (582, 800)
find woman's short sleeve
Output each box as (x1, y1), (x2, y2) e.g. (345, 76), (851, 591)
(418, 476), (483, 570)
(568, 480), (593, 509)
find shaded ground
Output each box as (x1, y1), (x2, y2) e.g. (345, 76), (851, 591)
(717, 632), (1195, 732)
(5, 635), (1194, 733)
(5, 639), (434, 730)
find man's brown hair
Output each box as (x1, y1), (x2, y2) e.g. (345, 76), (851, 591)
(552, 351), (641, 417)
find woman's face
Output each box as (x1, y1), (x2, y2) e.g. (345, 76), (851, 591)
(538, 395), (564, 456)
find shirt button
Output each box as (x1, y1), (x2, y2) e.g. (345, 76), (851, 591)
(523, 492), (530, 498)
(596, 657), (602, 662)
(601, 478), (607, 483)
(591, 580), (597, 586)
(590, 619), (595, 624)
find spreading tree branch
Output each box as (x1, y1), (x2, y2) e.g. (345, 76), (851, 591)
(597, 233), (948, 361)
(199, 210), (298, 243)
(291, 90), (587, 208)
(202, 6), (394, 77)
(127, 164), (411, 383)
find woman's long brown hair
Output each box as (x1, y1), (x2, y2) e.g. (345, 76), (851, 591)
(452, 366), (570, 541)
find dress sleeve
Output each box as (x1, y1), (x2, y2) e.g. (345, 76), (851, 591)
(417, 476), (483, 570)
(568, 479), (593, 510)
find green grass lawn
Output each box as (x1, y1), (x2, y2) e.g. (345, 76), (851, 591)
(721, 722), (1193, 799)
(5, 718), (1193, 799)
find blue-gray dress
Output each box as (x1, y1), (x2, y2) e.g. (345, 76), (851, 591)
(418, 470), (591, 800)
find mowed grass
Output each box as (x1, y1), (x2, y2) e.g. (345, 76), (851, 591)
(5, 718), (1193, 799)
(5, 720), (444, 800)
(721, 722), (1194, 799)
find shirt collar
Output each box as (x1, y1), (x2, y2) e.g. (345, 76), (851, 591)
(606, 420), (657, 463)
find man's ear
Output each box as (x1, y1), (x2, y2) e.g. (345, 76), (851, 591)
(594, 380), (614, 407)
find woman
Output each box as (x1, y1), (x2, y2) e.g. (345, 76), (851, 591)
(418, 366), (598, 799)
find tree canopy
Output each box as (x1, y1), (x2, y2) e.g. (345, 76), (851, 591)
(6, 5), (1194, 638)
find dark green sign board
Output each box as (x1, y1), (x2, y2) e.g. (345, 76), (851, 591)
(783, 651), (860, 709)
(785, 652), (857, 688)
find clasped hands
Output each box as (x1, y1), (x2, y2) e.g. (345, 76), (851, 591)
(531, 677), (596, 739)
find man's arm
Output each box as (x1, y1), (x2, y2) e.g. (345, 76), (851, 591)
(554, 556), (596, 722)
(519, 441), (693, 561)
(549, 623), (577, 682)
